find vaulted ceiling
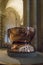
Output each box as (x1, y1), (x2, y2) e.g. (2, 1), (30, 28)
(1, 0), (8, 11)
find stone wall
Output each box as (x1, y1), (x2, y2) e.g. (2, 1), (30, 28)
(0, 12), (1, 46)
(39, 0), (43, 52)
(0, 0), (8, 47)
(37, 0), (43, 52)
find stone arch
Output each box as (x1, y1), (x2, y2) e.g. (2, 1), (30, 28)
(4, 7), (21, 31)
(2, 7), (21, 43)
(1, 0), (24, 43)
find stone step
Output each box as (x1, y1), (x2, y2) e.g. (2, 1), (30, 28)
(0, 61), (6, 64)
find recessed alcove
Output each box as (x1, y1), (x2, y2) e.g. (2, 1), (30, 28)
(1, 0), (36, 50)
(0, 0), (43, 52)
(0, 0), (43, 65)
(0, 0), (38, 49)
(1, 0), (24, 44)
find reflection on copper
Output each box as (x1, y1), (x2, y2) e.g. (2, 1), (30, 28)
(7, 27), (35, 52)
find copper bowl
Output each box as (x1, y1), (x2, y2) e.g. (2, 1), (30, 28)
(7, 27), (35, 43)
(7, 27), (35, 53)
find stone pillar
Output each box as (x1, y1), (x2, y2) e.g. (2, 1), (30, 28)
(27, 0), (30, 26)
(23, 0), (27, 27)
(37, 0), (41, 51)
(29, 0), (37, 50)
(37, 0), (43, 52)
(29, 0), (35, 27)
(23, 0), (30, 27)
(41, 0), (43, 52)
(1, 15), (5, 44)
(0, 0), (8, 47)
(0, 11), (1, 47)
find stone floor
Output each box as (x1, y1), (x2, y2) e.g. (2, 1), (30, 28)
(0, 49), (21, 65)
(0, 49), (43, 65)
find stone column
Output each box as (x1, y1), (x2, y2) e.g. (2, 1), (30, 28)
(0, 0), (8, 47)
(41, 0), (43, 52)
(23, 0), (27, 27)
(29, 0), (37, 50)
(27, 0), (30, 26)
(29, 0), (35, 26)
(23, 0), (30, 27)
(0, 11), (1, 47)
(37, 0), (41, 51)
(37, 0), (43, 52)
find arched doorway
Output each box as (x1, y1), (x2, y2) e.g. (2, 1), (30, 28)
(2, 0), (24, 43)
